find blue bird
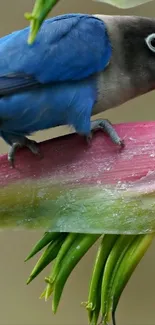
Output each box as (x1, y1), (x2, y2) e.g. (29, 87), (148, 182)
(0, 13), (155, 165)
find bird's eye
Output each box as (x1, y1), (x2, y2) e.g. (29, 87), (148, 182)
(145, 33), (155, 52)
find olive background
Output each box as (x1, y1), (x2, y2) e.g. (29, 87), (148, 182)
(0, 0), (155, 324)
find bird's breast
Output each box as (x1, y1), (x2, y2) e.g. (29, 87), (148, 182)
(92, 66), (134, 115)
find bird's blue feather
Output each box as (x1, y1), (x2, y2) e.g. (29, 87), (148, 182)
(0, 74), (38, 95)
(0, 13), (112, 144)
(0, 13), (111, 93)
(0, 77), (97, 143)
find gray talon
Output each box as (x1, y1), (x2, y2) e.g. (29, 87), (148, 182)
(86, 133), (93, 145)
(25, 139), (41, 156)
(8, 143), (22, 167)
(89, 119), (124, 147)
(8, 138), (41, 167)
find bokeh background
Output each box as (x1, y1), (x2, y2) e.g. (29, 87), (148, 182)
(0, 0), (155, 324)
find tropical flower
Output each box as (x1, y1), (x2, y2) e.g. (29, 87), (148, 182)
(1, 122), (155, 324)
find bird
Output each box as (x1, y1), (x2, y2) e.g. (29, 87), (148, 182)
(0, 13), (155, 166)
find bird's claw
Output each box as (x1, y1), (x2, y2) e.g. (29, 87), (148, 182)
(8, 138), (42, 167)
(86, 132), (93, 145)
(86, 119), (124, 148)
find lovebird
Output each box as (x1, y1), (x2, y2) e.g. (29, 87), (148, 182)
(0, 13), (155, 165)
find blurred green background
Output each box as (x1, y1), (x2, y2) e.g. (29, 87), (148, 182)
(0, 0), (155, 324)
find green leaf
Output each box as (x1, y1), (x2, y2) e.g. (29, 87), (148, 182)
(96, 0), (154, 9)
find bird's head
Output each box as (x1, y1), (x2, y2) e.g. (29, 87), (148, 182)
(95, 15), (155, 94)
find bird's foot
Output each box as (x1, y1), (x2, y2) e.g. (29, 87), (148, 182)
(8, 137), (41, 167)
(86, 119), (124, 147)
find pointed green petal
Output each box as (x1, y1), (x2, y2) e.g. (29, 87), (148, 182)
(25, 232), (61, 261)
(26, 234), (66, 284)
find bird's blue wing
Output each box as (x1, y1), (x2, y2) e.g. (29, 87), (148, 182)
(0, 74), (39, 96)
(0, 13), (112, 95)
